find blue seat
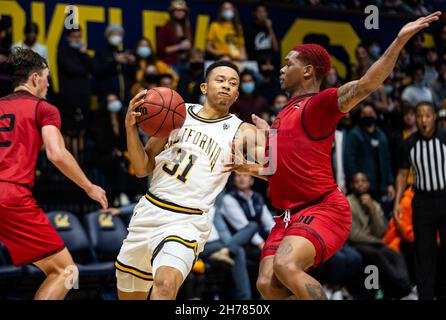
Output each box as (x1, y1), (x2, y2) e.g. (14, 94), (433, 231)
(45, 211), (115, 289)
(83, 211), (128, 263)
(0, 242), (23, 298)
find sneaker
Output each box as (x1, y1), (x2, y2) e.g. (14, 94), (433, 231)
(401, 286), (418, 300)
(331, 290), (344, 300)
(209, 248), (235, 266)
(120, 193), (130, 206)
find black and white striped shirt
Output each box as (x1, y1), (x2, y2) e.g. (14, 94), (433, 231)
(401, 129), (446, 192)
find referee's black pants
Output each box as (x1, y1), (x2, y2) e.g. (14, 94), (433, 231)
(412, 190), (446, 300)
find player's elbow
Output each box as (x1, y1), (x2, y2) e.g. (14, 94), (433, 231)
(46, 147), (66, 164)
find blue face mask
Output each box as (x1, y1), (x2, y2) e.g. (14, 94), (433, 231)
(69, 41), (82, 50)
(384, 85), (393, 96)
(137, 46), (151, 58)
(369, 45), (381, 59)
(241, 82), (255, 94)
(107, 100), (123, 113)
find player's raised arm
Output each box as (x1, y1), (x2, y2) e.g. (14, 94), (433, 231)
(337, 11), (442, 113)
(224, 116), (269, 180)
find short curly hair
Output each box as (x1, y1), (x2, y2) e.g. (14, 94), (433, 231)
(7, 48), (48, 88)
(292, 44), (331, 82)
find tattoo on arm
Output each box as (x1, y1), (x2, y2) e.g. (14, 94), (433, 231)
(337, 80), (360, 112)
(305, 283), (328, 300)
(276, 243), (292, 256)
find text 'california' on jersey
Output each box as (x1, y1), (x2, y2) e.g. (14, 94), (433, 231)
(149, 104), (243, 211)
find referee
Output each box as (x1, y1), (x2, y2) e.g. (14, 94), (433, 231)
(394, 101), (446, 300)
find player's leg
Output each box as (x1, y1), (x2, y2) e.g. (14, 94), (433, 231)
(116, 268), (151, 300)
(256, 255), (293, 299)
(33, 248), (78, 300)
(150, 241), (196, 300)
(272, 235), (327, 300)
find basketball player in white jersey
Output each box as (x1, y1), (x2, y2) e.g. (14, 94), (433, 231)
(115, 61), (264, 300)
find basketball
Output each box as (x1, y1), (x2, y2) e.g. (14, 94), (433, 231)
(136, 87), (186, 137)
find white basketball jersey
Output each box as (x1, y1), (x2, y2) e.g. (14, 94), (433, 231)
(149, 104), (243, 211)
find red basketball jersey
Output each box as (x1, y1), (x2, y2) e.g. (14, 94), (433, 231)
(0, 91), (61, 189)
(267, 88), (346, 209)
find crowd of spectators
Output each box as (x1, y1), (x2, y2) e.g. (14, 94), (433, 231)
(1, 0), (446, 300)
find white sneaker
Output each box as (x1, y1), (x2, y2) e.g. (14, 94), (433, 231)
(331, 290), (344, 300)
(120, 193), (130, 206)
(401, 286), (418, 300)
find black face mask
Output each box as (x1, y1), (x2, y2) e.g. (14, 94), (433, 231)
(144, 74), (159, 84)
(190, 62), (204, 72)
(359, 116), (376, 127)
(260, 69), (275, 79)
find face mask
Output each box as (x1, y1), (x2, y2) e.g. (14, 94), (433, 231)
(109, 35), (123, 47)
(69, 41), (82, 50)
(144, 74), (159, 84)
(241, 82), (255, 94)
(384, 85), (393, 96)
(359, 116), (376, 127)
(199, 94), (206, 105)
(190, 62), (204, 71)
(369, 45), (381, 59)
(107, 100), (122, 113)
(261, 69), (274, 79)
(222, 9), (234, 21)
(137, 46), (151, 58)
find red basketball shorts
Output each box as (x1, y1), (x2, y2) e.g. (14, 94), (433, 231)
(261, 188), (351, 267)
(0, 182), (65, 266)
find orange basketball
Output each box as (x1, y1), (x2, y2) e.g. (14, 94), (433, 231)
(136, 87), (186, 137)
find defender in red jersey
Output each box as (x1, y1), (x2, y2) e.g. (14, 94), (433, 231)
(226, 12), (442, 299)
(0, 48), (108, 300)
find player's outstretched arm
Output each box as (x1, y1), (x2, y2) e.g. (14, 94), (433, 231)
(42, 125), (108, 209)
(337, 11), (442, 113)
(224, 120), (269, 180)
(125, 90), (167, 177)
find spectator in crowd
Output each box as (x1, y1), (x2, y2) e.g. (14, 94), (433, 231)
(220, 173), (275, 253)
(206, 1), (247, 61)
(367, 39), (382, 61)
(200, 205), (259, 300)
(157, 0), (192, 71)
(94, 24), (135, 107)
(245, 2), (279, 63)
(314, 244), (363, 300)
(424, 48), (439, 86)
(256, 55), (281, 104)
(57, 27), (94, 159)
(390, 104), (418, 183)
(268, 92), (287, 124)
(434, 23), (446, 61)
(12, 22), (48, 60)
(394, 102), (446, 300)
(177, 48), (205, 103)
(383, 0), (429, 15)
(385, 187), (416, 280)
(345, 104), (395, 202)
(352, 44), (373, 79)
(430, 60), (446, 109)
(347, 172), (416, 300)
(0, 20), (12, 97)
(439, 109), (446, 130)
(159, 73), (175, 89)
(407, 34), (427, 65)
(401, 63), (434, 108)
(322, 67), (343, 89)
(133, 37), (178, 87)
(230, 69), (269, 123)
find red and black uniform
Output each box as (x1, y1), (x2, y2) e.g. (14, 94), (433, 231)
(0, 91), (65, 266)
(262, 88), (351, 266)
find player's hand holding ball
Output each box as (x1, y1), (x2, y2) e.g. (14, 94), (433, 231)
(129, 87), (186, 137)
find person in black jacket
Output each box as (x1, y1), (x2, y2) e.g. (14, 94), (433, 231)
(57, 27), (94, 158)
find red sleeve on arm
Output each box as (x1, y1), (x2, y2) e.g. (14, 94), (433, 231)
(37, 101), (61, 130)
(302, 88), (345, 140)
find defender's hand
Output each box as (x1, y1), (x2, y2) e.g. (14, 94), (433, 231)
(397, 11), (441, 43)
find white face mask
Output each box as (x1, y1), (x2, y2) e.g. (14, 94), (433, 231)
(107, 99), (123, 113)
(109, 35), (123, 47)
(222, 9), (234, 21)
